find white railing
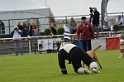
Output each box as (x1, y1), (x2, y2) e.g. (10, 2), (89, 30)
(0, 35), (64, 55)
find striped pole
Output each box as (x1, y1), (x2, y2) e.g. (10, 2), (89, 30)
(119, 39), (124, 58)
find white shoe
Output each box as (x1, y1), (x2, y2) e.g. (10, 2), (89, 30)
(92, 67), (100, 74)
(84, 68), (92, 74)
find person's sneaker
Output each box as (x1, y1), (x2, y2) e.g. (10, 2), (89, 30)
(84, 68), (92, 74)
(118, 55), (124, 58)
(92, 67), (100, 74)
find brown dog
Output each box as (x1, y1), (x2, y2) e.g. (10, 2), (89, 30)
(84, 44), (102, 69)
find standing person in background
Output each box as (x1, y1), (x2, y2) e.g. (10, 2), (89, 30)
(11, 26), (23, 56)
(92, 8), (100, 38)
(89, 7), (94, 24)
(29, 22), (38, 36)
(70, 17), (77, 34)
(50, 22), (57, 35)
(17, 22), (23, 32)
(29, 22), (38, 54)
(77, 17), (94, 52)
(63, 24), (71, 42)
(22, 21), (29, 37)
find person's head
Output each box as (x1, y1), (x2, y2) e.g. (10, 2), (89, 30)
(23, 21), (26, 25)
(18, 22), (21, 26)
(71, 17), (75, 22)
(118, 15), (122, 19)
(31, 22), (35, 26)
(32, 23), (36, 29)
(81, 17), (87, 24)
(14, 26), (18, 31)
(93, 8), (97, 12)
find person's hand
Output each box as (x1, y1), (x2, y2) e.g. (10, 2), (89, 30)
(24, 28), (27, 30)
(91, 35), (95, 39)
(33, 29), (38, 34)
(19, 30), (21, 32)
(78, 39), (80, 41)
(51, 33), (54, 36)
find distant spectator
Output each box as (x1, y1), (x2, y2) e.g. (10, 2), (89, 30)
(70, 17), (77, 34)
(63, 24), (71, 42)
(22, 21), (29, 37)
(29, 22), (38, 36)
(11, 26), (23, 56)
(50, 23), (57, 35)
(116, 15), (124, 30)
(92, 8), (100, 38)
(89, 7), (94, 24)
(0, 20), (5, 34)
(17, 22), (23, 31)
(110, 21), (115, 31)
(29, 22), (38, 54)
(92, 8), (100, 27)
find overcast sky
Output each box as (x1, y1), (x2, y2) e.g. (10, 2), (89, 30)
(32, 0), (124, 16)
(0, 0), (123, 16)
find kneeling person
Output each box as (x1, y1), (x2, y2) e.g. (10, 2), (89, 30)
(58, 44), (100, 74)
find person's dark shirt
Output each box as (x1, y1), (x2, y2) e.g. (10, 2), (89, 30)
(93, 11), (100, 25)
(51, 27), (57, 35)
(29, 25), (37, 36)
(17, 25), (23, 31)
(22, 24), (28, 37)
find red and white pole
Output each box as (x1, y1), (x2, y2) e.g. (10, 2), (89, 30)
(119, 39), (124, 58)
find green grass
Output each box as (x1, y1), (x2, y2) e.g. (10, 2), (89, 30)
(0, 50), (124, 82)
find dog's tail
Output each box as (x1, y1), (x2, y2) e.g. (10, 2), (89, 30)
(93, 44), (102, 51)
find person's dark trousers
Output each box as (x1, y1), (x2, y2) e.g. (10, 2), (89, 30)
(82, 40), (92, 52)
(93, 24), (99, 38)
(69, 47), (94, 73)
(14, 40), (23, 56)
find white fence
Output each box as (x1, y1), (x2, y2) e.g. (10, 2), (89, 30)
(0, 35), (63, 55)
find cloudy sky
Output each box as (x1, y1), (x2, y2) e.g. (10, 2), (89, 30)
(32, 0), (101, 16)
(32, 0), (124, 16)
(0, 0), (123, 16)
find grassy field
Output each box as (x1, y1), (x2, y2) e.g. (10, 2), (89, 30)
(0, 50), (124, 82)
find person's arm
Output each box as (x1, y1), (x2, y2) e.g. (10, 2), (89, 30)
(51, 30), (54, 35)
(70, 22), (72, 28)
(53, 26), (57, 30)
(77, 25), (81, 41)
(75, 22), (77, 28)
(89, 24), (94, 39)
(18, 31), (23, 37)
(115, 18), (118, 24)
(120, 18), (124, 25)
(58, 50), (67, 74)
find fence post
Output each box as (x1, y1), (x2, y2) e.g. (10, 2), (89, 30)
(36, 18), (40, 35)
(28, 36), (32, 54)
(8, 20), (10, 34)
(122, 12), (124, 18)
(65, 16), (68, 24)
